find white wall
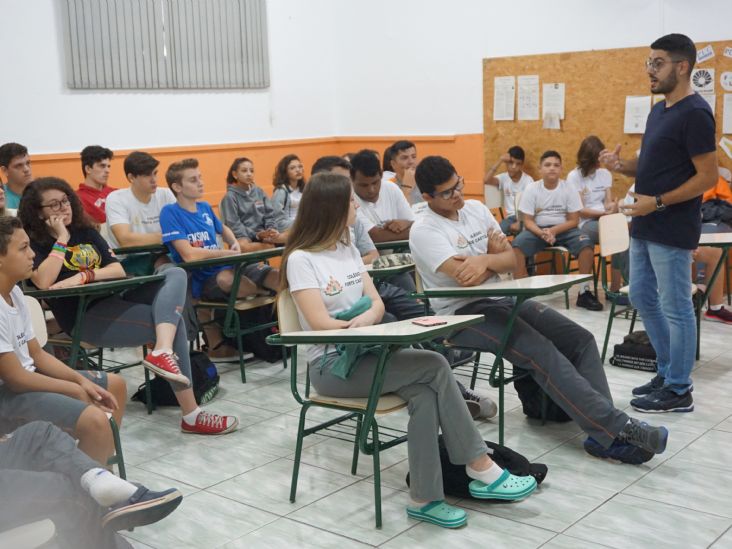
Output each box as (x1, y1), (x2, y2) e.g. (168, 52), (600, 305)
(1, 0), (731, 153)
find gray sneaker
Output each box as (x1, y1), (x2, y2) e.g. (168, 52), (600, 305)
(618, 418), (668, 454)
(462, 386), (498, 420)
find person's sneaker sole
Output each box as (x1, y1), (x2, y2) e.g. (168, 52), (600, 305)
(583, 439), (654, 465)
(142, 359), (190, 386)
(631, 403), (695, 413)
(703, 312), (732, 324)
(102, 489), (182, 531)
(180, 417), (239, 435)
(464, 399), (481, 420)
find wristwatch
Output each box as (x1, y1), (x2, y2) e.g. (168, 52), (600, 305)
(655, 195), (666, 211)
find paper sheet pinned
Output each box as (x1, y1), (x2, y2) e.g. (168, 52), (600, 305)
(493, 76), (515, 121)
(701, 93), (716, 115)
(517, 75), (540, 120)
(724, 94), (732, 135)
(692, 68), (715, 93)
(542, 83), (565, 121)
(697, 44), (714, 64)
(624, 96), (651, 134)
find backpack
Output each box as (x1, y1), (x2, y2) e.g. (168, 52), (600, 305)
(405, 435), (548, 498)
(514, 374), (572, 422)
(215, 304), (286, 364)
(610, 330), (657, 372)
(132, 351), (219, 406)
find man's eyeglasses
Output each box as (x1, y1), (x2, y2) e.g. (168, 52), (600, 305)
(431, 177), (464, 200)
(41, 196), (71, 212)
(645, 58), (682, 74)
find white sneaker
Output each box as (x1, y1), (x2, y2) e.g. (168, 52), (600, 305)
(462, 386), (498, 420)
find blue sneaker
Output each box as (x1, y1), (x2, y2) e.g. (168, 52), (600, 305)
(631, 388), (694, 413)
(583, 437), (654, 465)
(102, 485), (183, 531)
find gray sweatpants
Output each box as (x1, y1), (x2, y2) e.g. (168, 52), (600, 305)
(0, 421), (132, 549)
(450, 298), (628, 447)
(310, 348), (487, 502)
(79, 267), (192, 384)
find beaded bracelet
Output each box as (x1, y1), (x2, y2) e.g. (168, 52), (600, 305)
(87, 269), (96, 283)
(52, 241), (67, 255)
(49, 251), (65, 261)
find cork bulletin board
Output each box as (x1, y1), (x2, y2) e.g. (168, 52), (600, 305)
(483, 40), (732, 197)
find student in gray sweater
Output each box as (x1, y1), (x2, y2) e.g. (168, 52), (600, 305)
(219, 157), (291, 250)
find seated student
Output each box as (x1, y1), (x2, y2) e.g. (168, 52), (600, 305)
(271, 154), (306, 222)
(283, 172), (536, 528)
(483, 145), (534, 235)
(0, 421), (182, 548)
(219, 157), (291, 249)
(76, 145), (118, 225)
(351, 149), (415, 244)
(513, 150), (603, 311)
(0, 142), (32, 210)
(409, 155), (670, 464)
(695, 246), (732, 323)
(18, 179), (237, 435)
(386, 140), (422, 204)
(701, 174), (732, 232)
(0, 215), (125, 463)
(160, 159), (279, 349)
(566, 136), (618, 244)
(382, 145), (396, 181)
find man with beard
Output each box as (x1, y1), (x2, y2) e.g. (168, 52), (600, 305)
(600, 34), (718, 413)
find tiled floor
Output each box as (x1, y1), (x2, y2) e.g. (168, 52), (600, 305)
(113, 292), (732, 549)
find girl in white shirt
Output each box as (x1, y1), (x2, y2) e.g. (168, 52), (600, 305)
(272, 154), (306, 221)
(281, 173), (536, 529)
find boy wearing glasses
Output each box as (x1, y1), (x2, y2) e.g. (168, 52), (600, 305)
(409, 155), (670, 465)
(512, 150), (602, 311)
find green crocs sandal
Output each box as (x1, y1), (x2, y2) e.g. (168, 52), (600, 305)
(469, 470), (537, 501)
(406, 500), (467, 529)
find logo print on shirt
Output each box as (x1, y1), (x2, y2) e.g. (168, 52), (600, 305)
(65, 244), (101, 271)
(456, 235), (468, 249)
(202, 213), (214, 227)
(324, 275), (343, 296)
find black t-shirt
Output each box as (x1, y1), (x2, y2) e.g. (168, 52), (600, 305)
(31, 227), (119, 334)
(632, 93), (716, 250)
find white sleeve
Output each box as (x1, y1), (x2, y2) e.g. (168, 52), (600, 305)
(566, 170), (581, 193)
(105, 191), (129, 227)
(163, 188), (177, 205)
(410, 223), (456, 274)
(356, 209), (375, 233)
(286, 252), (321, 292)
(518, 184), (536, 215)
(566, 186), (583, 212)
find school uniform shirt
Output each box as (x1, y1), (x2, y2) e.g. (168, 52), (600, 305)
(0, 285), (36, 385)
(351, 216), (377, 257)
(76, 183), (118, 224)
(219, 184), (291, 240)
(410, 199), (503, 315)
(634, 93), (716, 250)
(286, 242), (366, 362)
(495, 172), (533, 217)
(160, 201), (227, 298)
(105, 187), (176, 248)
(388, 175), (424, 205)
(272, 186), (302, 221)
(566, 168), (612, 227)
(518, 179), (582, 227)
(355, 180), (415, 233)
(30, 228), (119, 334)
(2, 184), (21, 210)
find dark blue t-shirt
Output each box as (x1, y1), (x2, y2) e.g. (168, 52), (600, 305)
(160, 201), (227, 297)
(632, 93), (716, 249)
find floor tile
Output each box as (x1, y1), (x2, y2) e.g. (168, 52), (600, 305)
(710, 526), (732, 548)
(540, 534), (613, 548)
(295, 437), (409, 478)
(221, 517), (371, 548)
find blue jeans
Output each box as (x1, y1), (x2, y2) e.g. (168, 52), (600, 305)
(629, 237), (695, 393)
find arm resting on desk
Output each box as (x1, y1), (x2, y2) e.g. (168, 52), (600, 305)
(368, 222), (412, 243)
(437, 236), (515, 287)
(111, 224), (164, 247)
(169, 238), (238, 262)
(33, 261), (126, 290)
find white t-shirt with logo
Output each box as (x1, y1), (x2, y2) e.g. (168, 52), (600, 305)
(410, 200), (503, 315)
(0, 286), (36, 385)
(105, 187), (177, 248)
(496, 172), (533, 217)
(287, 242), (367, 362)
(518, 179), (582, 227)
(566, 167), (612, 227)
(356, 181), (415, 233)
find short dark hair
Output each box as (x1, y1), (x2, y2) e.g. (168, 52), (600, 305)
(540, 150), (562, 164)
(650, 33), (696, 72)
(80, 145), (113, 176)
(390, 140), (416, 157)
(124, 151), (159, 178)
(0, 143), (29, 168)
(507, 146), (525, 162)
(349, 150), (381, 179)
(311, 156), (351, 175)
(415, 156), (456, 196)
(0, 216), (23, 255)
(165, 158), (199, 193)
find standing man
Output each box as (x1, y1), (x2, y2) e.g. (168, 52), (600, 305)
(601, 34), (718, 413)
(77, 145), (117, 224)
(0, 142), (32, 209)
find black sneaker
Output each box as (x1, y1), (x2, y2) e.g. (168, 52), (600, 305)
(618, 418), (668, 454)
(632, 374), (665, 396)
(631, 388), (694, 413)
(577, 290), (604, 311)
(583, 437), (654, 464)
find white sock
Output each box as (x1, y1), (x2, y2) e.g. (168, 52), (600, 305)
(182, 407), (202, 425)
(80, 467), (138, 507)
(709, 304), (722, 311)
(466, 462), (504, 485)
(151, 348), (173, 356)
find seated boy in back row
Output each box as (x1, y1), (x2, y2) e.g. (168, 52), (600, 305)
(483, 145), (533, 235)
(159, 159), (279, 353)
(512, 150), (603, 311)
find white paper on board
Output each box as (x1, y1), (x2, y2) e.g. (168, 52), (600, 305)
(720, 136), (732, 160)
(542, 83), (565, 120)
(721, 72), (732, 92)
(517, 75), (540, 120)
(623, 95), (651, 134)
(700, 93), (716, 115)
(493, 76), (515, 121)
(724, 94), (732, 135)
(724, 46), (732, 59)
(697, 44), (715, 64)
(692, 68), (715, 93)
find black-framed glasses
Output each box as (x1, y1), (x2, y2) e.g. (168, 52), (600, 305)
(645, 58), (682, 74)
(40, 196), (70, 212)
(431, 176), (464, 200)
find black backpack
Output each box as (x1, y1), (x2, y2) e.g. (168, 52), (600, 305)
(610, 330), (657, 372)
(406, 435), (548, 499)
(215, 305), (286, 364)
(514, 374), (572, 422)
(132, 351), (219, 406)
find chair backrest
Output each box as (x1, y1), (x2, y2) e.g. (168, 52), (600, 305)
(277, 289), (302, 333)
(483, 184), (503, 210)
(598, 213), (629, 257)
(25, 295), (48, 347)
